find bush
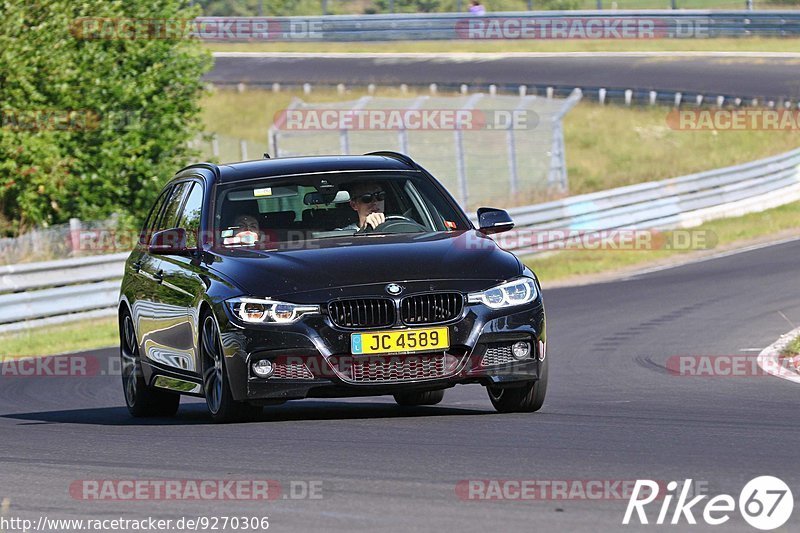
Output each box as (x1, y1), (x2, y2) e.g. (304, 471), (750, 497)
(0, 0), (212, 235)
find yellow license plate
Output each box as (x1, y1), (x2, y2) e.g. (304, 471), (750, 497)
(351, 327), (449, 355)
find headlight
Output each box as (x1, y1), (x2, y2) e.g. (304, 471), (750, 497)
(467, 278), (537, 309)
(226, 298), (320, 324)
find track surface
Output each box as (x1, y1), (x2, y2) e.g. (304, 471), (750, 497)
(1, 239), (799, 531)
(207, 53), (800, 101)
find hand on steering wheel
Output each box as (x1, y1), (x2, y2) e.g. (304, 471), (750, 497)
(358, 215), (425, 234)
(361, 212), (386, 230)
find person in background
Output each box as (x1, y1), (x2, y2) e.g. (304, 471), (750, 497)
(469, 0), (486, 15)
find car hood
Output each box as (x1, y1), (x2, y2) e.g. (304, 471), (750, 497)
(207, 230), (521, 299)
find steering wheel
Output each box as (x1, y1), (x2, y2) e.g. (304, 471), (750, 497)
(360, 215), (427, 234)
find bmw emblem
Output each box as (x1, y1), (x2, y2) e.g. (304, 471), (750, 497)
(385, 283), (403, 295)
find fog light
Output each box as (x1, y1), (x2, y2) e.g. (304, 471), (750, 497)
(512, 342), (531, 360)
(252, 359), (274, 378)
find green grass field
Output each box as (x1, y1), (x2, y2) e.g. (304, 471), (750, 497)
(200, 86), (800, 196)
(0, 317), (118, 358)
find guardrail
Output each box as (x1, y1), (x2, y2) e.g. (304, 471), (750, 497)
(2, 147), (799, 333)
(0, 253), (127, 333)
(470, 147), (800, 254)
(194, 11), (800, 41)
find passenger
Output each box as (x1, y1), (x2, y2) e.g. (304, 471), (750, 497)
(226, 213), (261, 245)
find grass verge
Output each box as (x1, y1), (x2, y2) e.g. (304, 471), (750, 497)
(781, 336), (800, 357)
(204, 37), (800, 55)
(0, 316), (118, 359)
(522, 200), (800, 283)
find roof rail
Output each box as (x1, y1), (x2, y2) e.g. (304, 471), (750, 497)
(177, 162), (221, 178)
(364, 151), (418, 169)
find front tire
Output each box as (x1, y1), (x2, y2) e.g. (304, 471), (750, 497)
(393, 389), (445, 406)
(200, 314), (262, 423)
(487, 358), (548, 413)
(120, 310), (180, 417)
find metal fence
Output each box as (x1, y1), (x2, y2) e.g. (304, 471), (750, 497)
(262, 91), (581, 210)
(0, 218), (121, 265)
(2, 145), (798, 332)
(194, 11), (800, 41)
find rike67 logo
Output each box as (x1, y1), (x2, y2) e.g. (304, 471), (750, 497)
(623, 477), (793, 530)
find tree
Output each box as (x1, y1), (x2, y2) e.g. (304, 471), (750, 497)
(0, 0), (212, 235)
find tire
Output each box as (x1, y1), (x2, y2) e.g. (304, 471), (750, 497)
(119, 310), (180, 417)
(487, 358), (548, 413)
(393, 389), (445, 406)
(200, 313), (262, 423)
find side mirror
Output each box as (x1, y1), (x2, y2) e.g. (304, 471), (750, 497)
(149, 228), (193, 255)
(477, 207), (514, 235)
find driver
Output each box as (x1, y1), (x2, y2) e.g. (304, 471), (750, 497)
(343, 182), (387, 231)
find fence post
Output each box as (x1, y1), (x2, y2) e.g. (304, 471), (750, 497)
(454, 94), (484, 208)
(506, 97), (530, 196)
(212, 134), (220, 158)
(239, 139), (248, 160)
(454, 127), (468, 207)
(549, 89), (582, 192)
(69, 218), (82, 256)
(270, 129), (279, 157)
(746, 0), (753, 9)
(399, 96), (427, 155)
(596, 0), (602, 9)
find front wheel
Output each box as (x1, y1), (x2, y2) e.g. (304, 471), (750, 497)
(120, 311), (180, 417)
(487, 358), (548, 413)
(201, 314), (262, 423)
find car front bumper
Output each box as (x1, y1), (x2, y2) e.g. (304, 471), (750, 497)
(216, 295), (546, 403)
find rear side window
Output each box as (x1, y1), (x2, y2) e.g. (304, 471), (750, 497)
(155, 182), (191, 232)
(178, 182), (204, 249)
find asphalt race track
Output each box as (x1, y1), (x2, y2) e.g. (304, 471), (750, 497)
(207, 52), (800, 102)
(1, 238), (799, 531)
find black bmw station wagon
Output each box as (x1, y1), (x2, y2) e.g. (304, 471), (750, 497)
(119, 152), (547, 422)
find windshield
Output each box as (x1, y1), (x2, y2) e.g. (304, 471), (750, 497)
(213, 172), (469, 250)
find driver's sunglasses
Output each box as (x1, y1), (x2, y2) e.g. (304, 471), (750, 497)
(357, 191), (386, 203)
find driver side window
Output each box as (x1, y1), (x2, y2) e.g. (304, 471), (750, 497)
(177, 182), (204, 249)
(155, 182), (191, 232)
